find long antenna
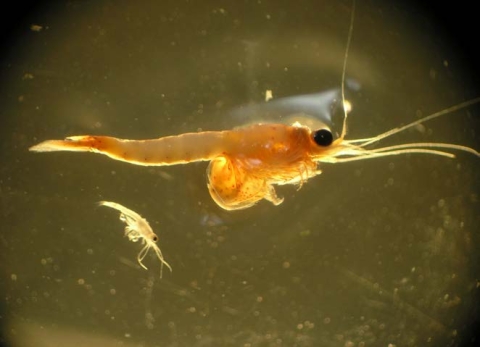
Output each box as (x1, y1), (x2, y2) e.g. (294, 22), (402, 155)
(340, 0), (356, 139)
(358, 97), (480, 147)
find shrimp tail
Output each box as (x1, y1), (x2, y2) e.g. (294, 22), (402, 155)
(29, 135), (109, 153)
(29, 132), (228, 166)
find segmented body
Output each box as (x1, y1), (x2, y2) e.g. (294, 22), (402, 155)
(31, 123), (324, 210)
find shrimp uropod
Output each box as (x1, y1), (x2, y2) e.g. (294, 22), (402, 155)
(98, 201), (172, 278)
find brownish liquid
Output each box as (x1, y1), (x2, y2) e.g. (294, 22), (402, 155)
(1, 1), (479, 346)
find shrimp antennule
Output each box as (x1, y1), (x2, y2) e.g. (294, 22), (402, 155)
(319, 97), (480, 164)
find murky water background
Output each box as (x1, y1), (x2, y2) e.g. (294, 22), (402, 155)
(1, 1), (479, 346)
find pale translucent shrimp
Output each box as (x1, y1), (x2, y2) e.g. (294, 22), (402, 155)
(98, 201), (172, 277)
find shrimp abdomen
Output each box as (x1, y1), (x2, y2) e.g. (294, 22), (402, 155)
(30, 131), (229, 166)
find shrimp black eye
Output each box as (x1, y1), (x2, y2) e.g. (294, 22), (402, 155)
(313, 129), (333, 147)
(152, 235), (159, 242)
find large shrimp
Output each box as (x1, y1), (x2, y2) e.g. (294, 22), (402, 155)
(28, 1), (480, 211)
(98, 201), (172, 277)
(29, 102), (480, 211)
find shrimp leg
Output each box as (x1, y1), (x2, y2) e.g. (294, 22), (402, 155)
(207, 156), (284, 210)
(137, 243), (151, 270)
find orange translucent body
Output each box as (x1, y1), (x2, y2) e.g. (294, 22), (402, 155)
(30, 123), (328, 210)
(29, 97), (480, 211)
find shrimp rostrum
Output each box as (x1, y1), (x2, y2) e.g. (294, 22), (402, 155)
(98, 201), (172, 277)
(30, 97), (480, 211)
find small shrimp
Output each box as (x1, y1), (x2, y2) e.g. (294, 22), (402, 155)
(98, 201), (172, 277)
(29, 1), (480, 211)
